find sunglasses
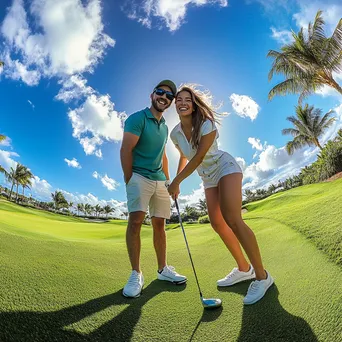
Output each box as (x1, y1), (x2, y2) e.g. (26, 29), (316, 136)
(154, 88), (175, 101)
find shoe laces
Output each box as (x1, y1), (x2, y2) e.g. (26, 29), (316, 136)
(164, 265), (177, 275)
(248, 280), (260, 294)
(127, 271), (140, 285)
(226, 268), (239, 279)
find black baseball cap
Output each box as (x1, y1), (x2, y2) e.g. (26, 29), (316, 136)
(155, 80), (177, 96)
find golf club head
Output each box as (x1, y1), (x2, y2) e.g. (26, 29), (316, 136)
(201, 297), (222, 309)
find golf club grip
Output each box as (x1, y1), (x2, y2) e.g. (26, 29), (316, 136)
(174, 199), (203, 297)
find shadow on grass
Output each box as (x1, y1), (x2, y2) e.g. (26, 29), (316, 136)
(218, 283), (318, 342)
(0, 280), (186, 342)
(189, 305), (223, 341)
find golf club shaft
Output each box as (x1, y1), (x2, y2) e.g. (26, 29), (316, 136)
(175, 199), (203, 298)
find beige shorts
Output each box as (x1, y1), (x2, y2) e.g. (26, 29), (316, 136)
(201, 152), (242, 189)
(126, 172), (171, 219)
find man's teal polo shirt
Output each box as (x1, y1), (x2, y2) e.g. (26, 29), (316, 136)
(124, 107), (168, 181)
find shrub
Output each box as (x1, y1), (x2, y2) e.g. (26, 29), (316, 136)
(300, 141), (342, 184)
(317, 141), (342, 180)
(198, 215), (210, 224)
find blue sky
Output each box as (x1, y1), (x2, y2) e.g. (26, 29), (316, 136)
(1, 0), (342, 215)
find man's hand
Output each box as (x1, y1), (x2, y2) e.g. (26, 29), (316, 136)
(125, 173), (133, 185)
(167, 180), (180, 200)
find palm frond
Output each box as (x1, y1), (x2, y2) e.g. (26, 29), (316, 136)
(282, 128), (300, 137)
(267, 10), (342, 101)
(324, 18), (342, 72)
(268, 78), (304, 100)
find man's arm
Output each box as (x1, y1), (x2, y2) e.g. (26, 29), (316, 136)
(120, 132), (139, 184)
(162, 148), (170, 180)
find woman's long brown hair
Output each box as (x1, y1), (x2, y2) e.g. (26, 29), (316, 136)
(176, 85), (222, 149)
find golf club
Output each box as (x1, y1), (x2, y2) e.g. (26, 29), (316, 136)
(174, 198), (222, 309)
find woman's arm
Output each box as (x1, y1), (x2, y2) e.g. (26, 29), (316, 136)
(168, 131), (216, 199)
(175, 145), (188, 175)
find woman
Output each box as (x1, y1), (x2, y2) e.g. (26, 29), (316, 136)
(167, 85), (273, 305)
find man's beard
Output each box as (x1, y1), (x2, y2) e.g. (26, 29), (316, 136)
(152, 98), (170, 113)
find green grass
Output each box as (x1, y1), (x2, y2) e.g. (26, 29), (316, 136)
(0, 179), (341, 342)
(244, 178), (342, 266)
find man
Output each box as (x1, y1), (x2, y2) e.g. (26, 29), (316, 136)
(120, 80), (187, 298)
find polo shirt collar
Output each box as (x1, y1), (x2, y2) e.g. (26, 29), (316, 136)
(144, 107), (165, 123)
(174, 122), (193, 133)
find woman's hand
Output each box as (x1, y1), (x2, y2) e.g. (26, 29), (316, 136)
(167, 181), (180, 200)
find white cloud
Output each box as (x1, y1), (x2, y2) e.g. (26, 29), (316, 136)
(0, 143), (125, 216)
(0, 0), (115, 84)
(248, 137), (263, 151)
(27, 100), (35, 109)
(0, 149), (53, 201)
(243, 143), (318, 190)
(71, 94), (125, 141)
(67, 93), (126, 157)
(269, 1), (342, 45)
(101, 174), (119, 191)
(64, 157), (81, 169)
(61, 190), (127, 217)
(321, 103), (342, 144)
(78, 136), (103, 158)
(0, 136), (12, 147)
(56, 74), (94, 103)
(230, 93), (260, 121)
(123, 0), (228, 31)
(293, 2), (342, 35)
(240, 98), (342, 189)
(92, 171), (120, 191)
(0, 149), (19, 171)
(30, 175), (53, 200)
(177, 182), (205, 210)
(240, 102), (342, 191)
(236, 157), (247, 172)
(270, 27), (293, 44)
(315, 73), (342, 98)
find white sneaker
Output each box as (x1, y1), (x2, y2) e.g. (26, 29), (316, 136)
(217, 266), (255, 287)
(157, 265), (187, 284)
(123, 270), (144, 298)
(243, 271), (274, 305)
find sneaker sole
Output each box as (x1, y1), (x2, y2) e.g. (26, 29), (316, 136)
(122, 286), (144, 298)
(157, 275), (187, 285)
(217, 273), (256, 287)
(243, 277), (274, 305)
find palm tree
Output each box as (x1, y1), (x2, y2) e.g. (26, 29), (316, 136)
(197, 198), (208, 216)
(94, 204), (101, 218)
(335, 128), (342, 143)
(267, 183), (277, 195)
(282, 104), (335, 155)
(19, 177), (32, 203)
(103, 205), (115, 219)
(268, 11), (342, 102)
(51, 190), (68, 211)
(243, 189), (255, 202)
(5, 163), (26, 201)
(84, 203), (92, 216)
(16, 166), (33, 202)
(77, 203), (84, 216)
(255, 188), (267, 199)
(0, 134), (8, 178)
